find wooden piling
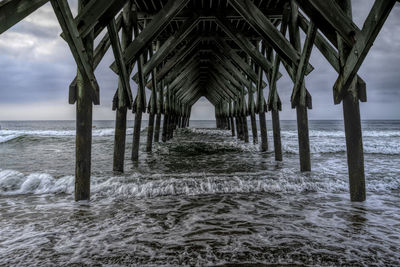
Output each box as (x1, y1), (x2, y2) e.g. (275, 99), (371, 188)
(337, 0), (366, 201)
(230, 117), (235, 136)
(296, 105), (311, 171)
(229, 102), (235, 136)
(154, 113), (162, 142)
(259, 111), (268, 152)
(249, 88), (258, 144)
(256, 59), (268, 152)
(146, 112), (155, 152)
(290, 1), (311, 171)
(131, 6), (145, 161)
(113, 1), (132, 172)
(343, 92), (366, 201)
(146, 42), (158, 153)
(243, 116), (249, 143)
(154, 81), (164, 142)
(271, 109), (282, 161)
(113, 106), (127, 172)
(162, 114), (168, 142)
(75, 0), (93, 201)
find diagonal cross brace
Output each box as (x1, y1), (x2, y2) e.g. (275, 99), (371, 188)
(333, 0), (396, 104)
(109, 0), (190, 73)
(51, 0), (100, 104)
(107, 17), (133, 109)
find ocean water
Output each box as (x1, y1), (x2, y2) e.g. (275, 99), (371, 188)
(0, 120), (399, 266)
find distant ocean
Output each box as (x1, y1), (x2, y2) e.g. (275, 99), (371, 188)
(0, 120), (399, 266)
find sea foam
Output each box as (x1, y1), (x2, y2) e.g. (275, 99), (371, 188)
(0, 128), (136, 143)
(1, 168), (398, 199)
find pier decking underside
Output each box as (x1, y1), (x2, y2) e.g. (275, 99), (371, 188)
(0, 0), (398, 201)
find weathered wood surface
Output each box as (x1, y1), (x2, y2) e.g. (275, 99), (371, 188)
(51, 0), (100, 104)
(333, 0), (395, 104)
(336, 0), (366, 202)
(110, 0), (189, 72)
(113, 1), (132, 173)
(0, 0), (48, 34)
(131, 6), (145, 161)
(2, 0), (397, 203)
(290, 0), (311, 172)
(74, 0), (93, 201)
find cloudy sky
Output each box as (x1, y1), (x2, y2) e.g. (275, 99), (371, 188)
(0, 0), (399, 120)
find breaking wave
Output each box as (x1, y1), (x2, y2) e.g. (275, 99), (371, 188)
(1, 169), (398, 199)
(0, 128), (135, 144)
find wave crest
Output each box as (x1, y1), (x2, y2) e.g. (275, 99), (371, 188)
(1, 169), (398, 198)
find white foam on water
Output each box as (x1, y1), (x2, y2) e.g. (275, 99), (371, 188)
(1, 168), (398, 199)
(0, 134), (23, 143)
(281, 138), (400, 155)
(185, 128), (232, 136)
(0, 128), (138, 143)
(0, 169), (74, 195)
(281, 130), (400, 138)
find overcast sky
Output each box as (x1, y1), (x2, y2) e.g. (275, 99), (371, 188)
(0, 0), (399, 120)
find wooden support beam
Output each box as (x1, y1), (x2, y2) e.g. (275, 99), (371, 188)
(137, 7), (283, 21)
(209, 74), (239, 100)
(229, 102), (236, 137)
(110, 0), (190, 72)
(73, 0), (94, 201)
(229, 0), (313, 74)
(212, 50), (261, 91)
(333, 0), (396, 104)
(211, 62), (243, 92)
(214, 38), (272, 86)
(162, 84), (170, 142)
(154, 80), (164, 143)
(107, 18), (133, 109)
(61, 0), (128, 41)
(291, 21), (317, 107)
(0, 0), (48, 34)
(289, 0), (311, 172)
(294, 0), (361, 46)
(336, 0), (366, 202)
(69, 13), (123, 104)
(146, 43), (157, 152)
(113, 1), (132, 173)
(256, 59), (268, 152)
(129, 15), (200, 80)
(168, 61), (199, 92)
(161, 53), (200, 88)
(247, 59), (258, 145)
(131, 5), (145, 162)
(215, 17), (277, 77)
(267, 6), (289, 161)
(51, 0), (100, 104)
(297, 13), (367, 103)
(148, 35), (202, 88)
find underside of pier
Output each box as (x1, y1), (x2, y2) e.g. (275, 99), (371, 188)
(1, 0), (398, 202)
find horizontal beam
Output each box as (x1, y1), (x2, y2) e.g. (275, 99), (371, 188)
(136, 7), (283, 21)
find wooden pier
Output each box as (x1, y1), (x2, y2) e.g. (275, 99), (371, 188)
(1, 0), (397, 202)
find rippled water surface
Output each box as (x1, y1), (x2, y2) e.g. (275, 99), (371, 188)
(0, 120), (399, 266)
